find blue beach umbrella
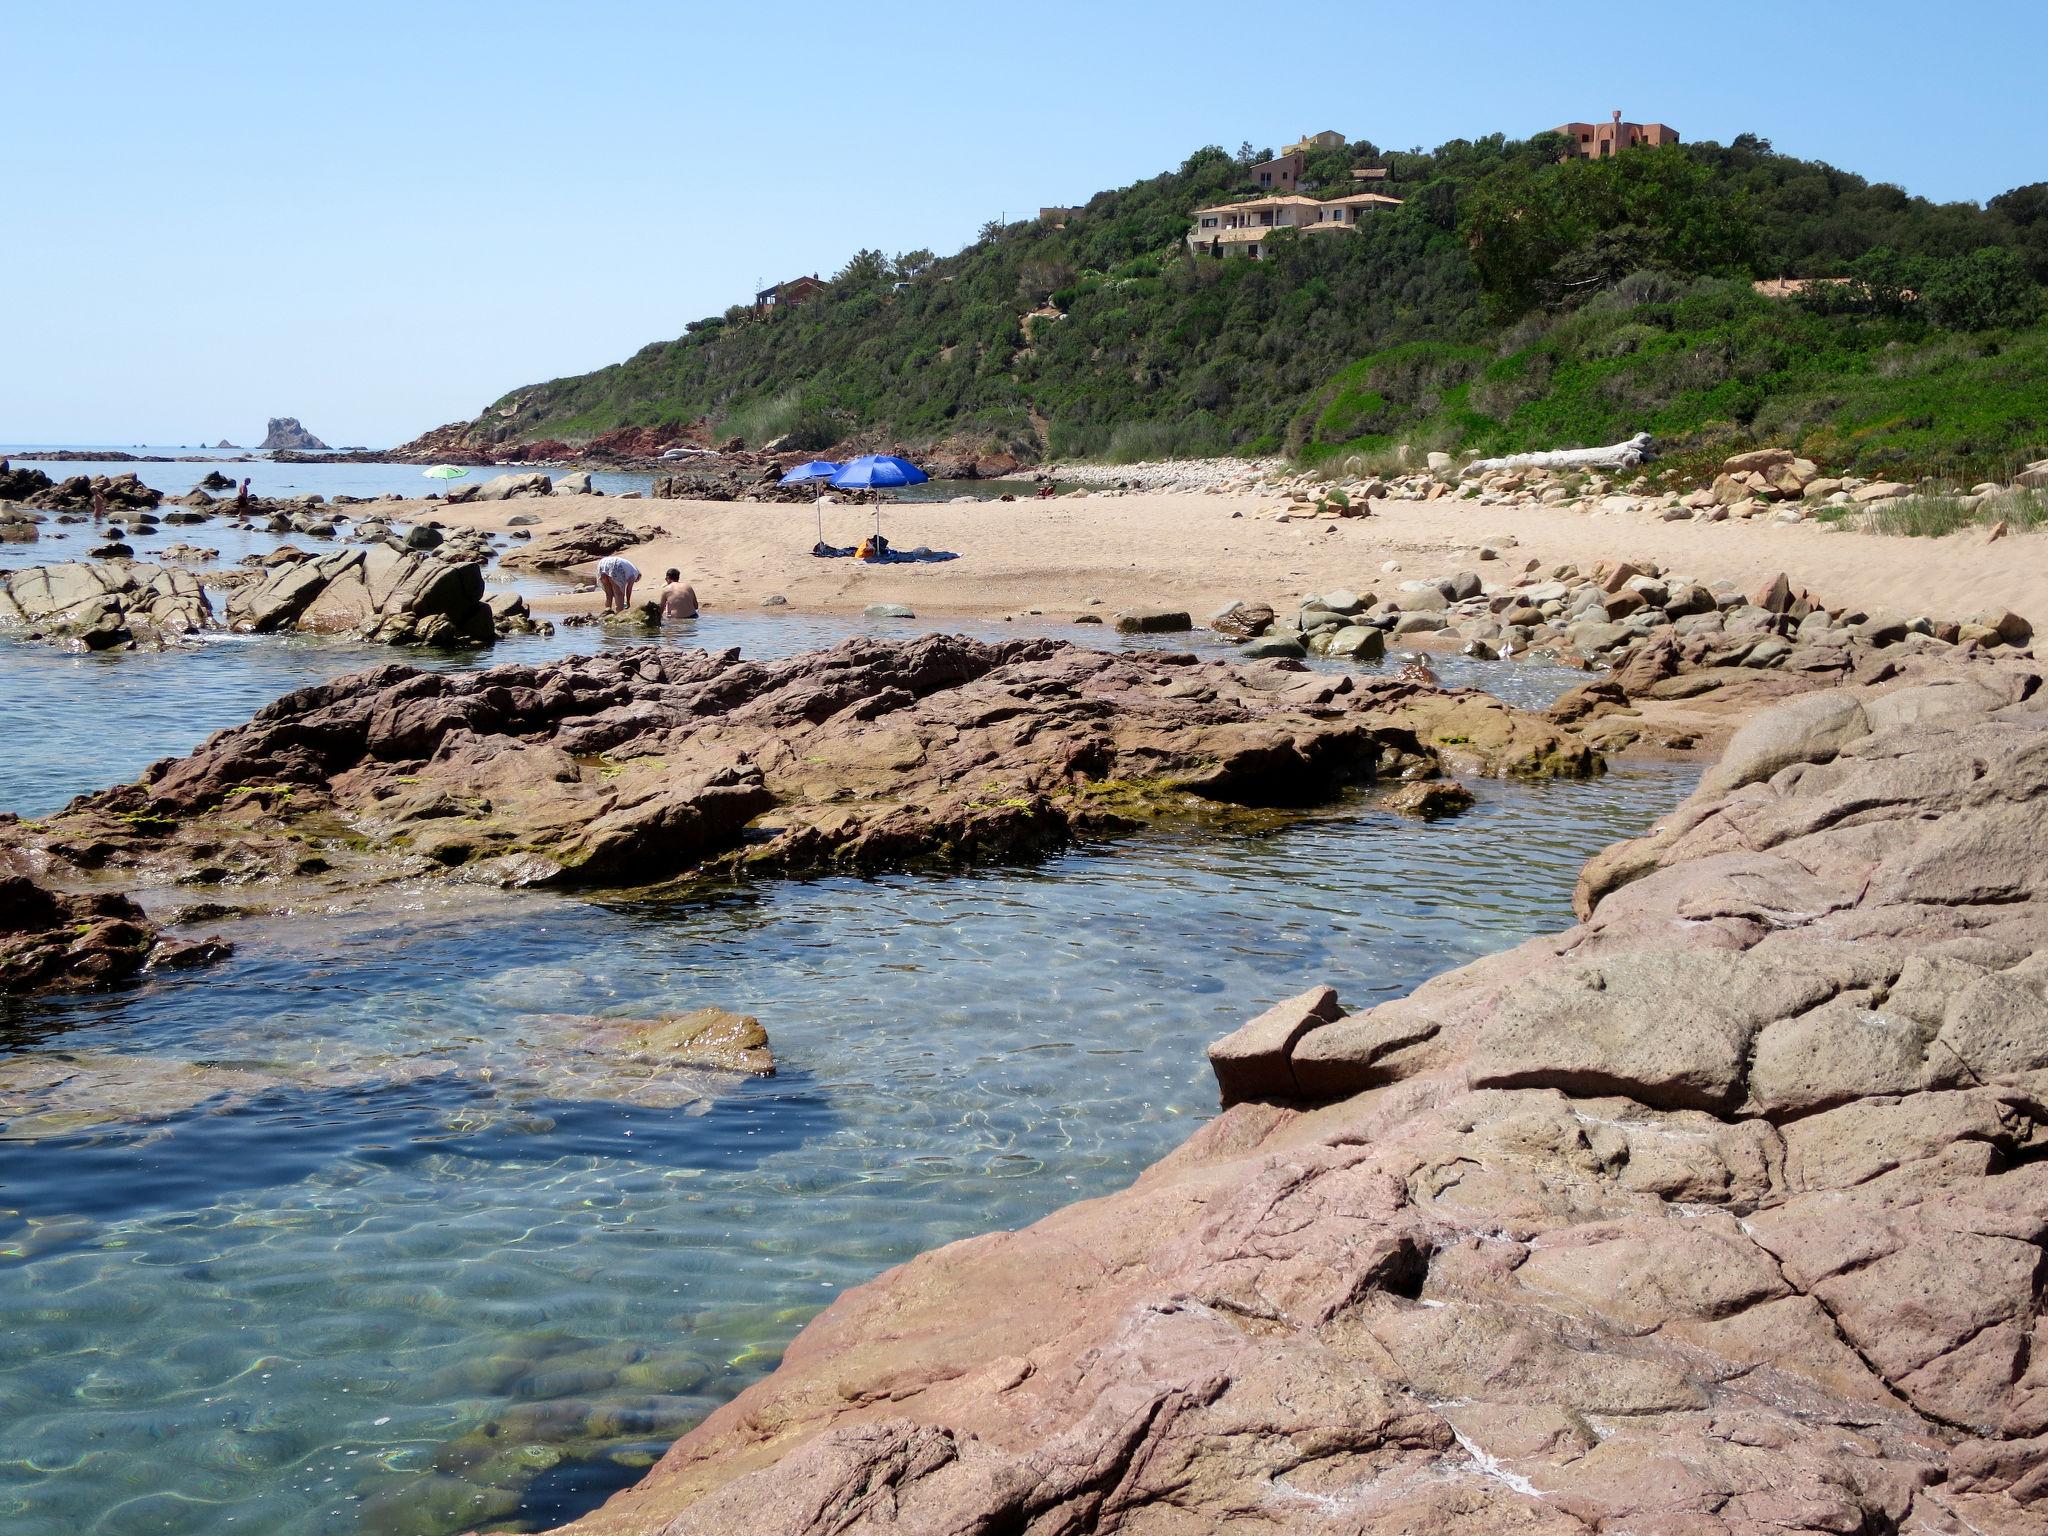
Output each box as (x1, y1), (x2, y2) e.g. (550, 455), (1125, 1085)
(830, 455), (929, 545)
(829, 454), (928, 491)
(778, 460), (843, 541)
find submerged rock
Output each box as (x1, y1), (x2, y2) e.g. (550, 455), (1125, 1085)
(0, 854), (229, 994)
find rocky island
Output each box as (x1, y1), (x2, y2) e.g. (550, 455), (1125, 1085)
(258, 416), (329, 451)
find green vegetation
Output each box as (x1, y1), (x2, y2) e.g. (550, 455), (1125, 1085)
(1816, 488), (2048, 537)
(457, 133), (2048, 477)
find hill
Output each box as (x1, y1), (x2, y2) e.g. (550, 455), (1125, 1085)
(405, 133), (2048, 479)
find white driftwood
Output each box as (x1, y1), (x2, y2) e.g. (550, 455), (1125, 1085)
(1460, 432), (1654, 479)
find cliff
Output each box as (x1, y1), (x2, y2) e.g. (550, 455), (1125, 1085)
(551, 657), (2048, 1536)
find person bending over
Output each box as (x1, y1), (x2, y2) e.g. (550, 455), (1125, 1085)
(595, 554), (641, 613)
(658, 568), (699, 622)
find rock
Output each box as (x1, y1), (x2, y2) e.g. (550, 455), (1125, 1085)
(0, 639), (1597, 937)
(1751, 571), (1795, 614)
(1209, 600), (1275, 640)
(403, 523), (443, 550)
(1382, 778), (1474, 819)
(1853, 480), (1910, 503)
(1206, 985), (1345, 1106)
(606, 1007), (773, 1076)
(475, 471), (554, 501)
(561, 673), (2048, 1536)
(1971, 608), (2034, 647)
(257, 417), (329, 451)
(1697, 688), (1871, 796)
(497, 517), (659, 570)
(506, 512), (539, 527)
(1319, 588), (1365, 615)
(224, 546), (498, 647)
(1326, 625), (1386, 662)
(1239, 634), (1305, 659)
(0, 560), (212, 645)
(555, 470), (599, 495)
(1, 853), (228, 995)
(1115, 609), (1192, 635)
(1721, 447), (1795, 474)
(864, 603), (915, 619)
(761, 594), (789, 607)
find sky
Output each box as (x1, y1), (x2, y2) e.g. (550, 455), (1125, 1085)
(6, 0), (2045, 448)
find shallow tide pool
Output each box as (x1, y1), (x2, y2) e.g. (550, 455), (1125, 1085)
(0, 612), (1696, 1535)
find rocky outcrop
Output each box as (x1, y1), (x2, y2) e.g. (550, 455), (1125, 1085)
(0, 459), (56, 502)
(13, 471), (161, 512)
(222, 544), (502, 645)
(0, 560), (212, 648)
(497, 517), (666, 570)
(0, 640), (1593, 986)
(549, 659), (2048, 1536)
(258, 417), (329, 451)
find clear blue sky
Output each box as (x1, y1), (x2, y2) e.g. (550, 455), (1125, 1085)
(7, 0), (2044, 447)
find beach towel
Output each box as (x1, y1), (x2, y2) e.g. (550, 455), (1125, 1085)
(810, 542), (959, 563)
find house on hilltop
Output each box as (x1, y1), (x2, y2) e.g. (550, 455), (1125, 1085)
(1550, 111), (1680, 159)
(1283, 129), (1347, 156)
(1186, 190), (1403, 259)
(1248, 151), (1306, 192)
(753, 275), (825, 314)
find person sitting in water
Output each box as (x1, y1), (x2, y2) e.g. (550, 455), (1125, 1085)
(594, 553), (641, 613)
(658, 567), (699, 622)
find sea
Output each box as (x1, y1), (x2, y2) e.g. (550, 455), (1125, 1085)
(0, 447), (1697, 1535)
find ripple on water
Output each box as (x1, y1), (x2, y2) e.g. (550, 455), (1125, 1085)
(0, 601), (1690, 1534)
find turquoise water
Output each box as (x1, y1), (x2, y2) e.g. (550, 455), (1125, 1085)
(0, 587), (1697, 1534)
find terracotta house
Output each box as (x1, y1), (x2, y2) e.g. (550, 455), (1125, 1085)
(1551, 111), (1680, 159)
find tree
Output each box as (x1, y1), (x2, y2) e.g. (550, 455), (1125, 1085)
(1235, 141), (1258, 167)
(1921, 246), (2043, 330)
(893, 248), (937, 280)
(834, 248), (892, 288)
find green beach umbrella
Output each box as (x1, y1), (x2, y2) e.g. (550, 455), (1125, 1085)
(422, 465), (469, 480)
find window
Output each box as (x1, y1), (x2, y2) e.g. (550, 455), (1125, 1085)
(1259, 211), (1273, 225)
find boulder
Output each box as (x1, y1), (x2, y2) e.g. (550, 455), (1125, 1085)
(1206, 985), (1345, 1106)
(475, 471), (553, 501)
(1115, 609), (1192, 635)
(1970, 608), (2034, 647)
(1208, 600), (1274, 640)
(498, 517), (659, 570)
(1326, 625), (1386, 662)
(1382, 779), (1474, 819)
(555, 470), (599, 495)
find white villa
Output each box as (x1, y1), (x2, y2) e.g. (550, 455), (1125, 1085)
(1186, 190), (1403, 258)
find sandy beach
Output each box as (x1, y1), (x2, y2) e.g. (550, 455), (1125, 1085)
(424, 488), (2048, 629)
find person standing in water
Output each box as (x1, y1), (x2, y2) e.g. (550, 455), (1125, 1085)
(594, 553), (641, 613)
(658, 568), (699, 622)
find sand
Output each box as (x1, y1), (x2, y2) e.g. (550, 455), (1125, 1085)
(417, 490), (2048, 630)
